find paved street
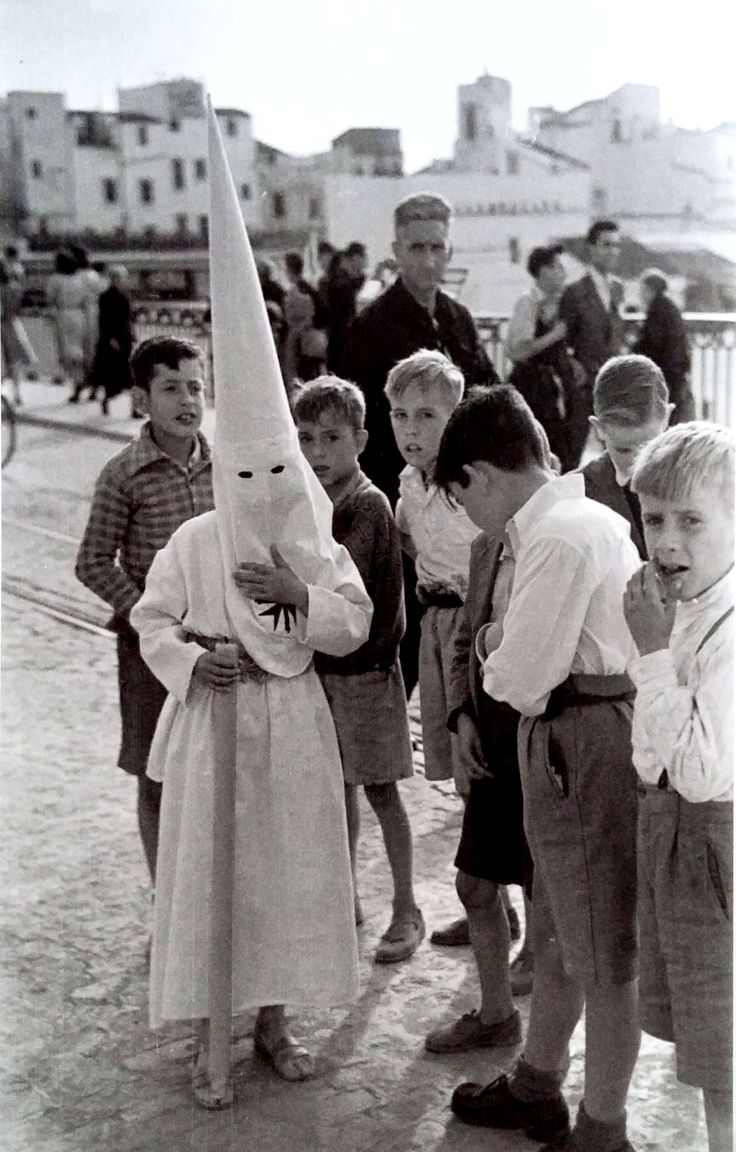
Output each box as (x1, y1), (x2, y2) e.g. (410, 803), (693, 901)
(0, 391), (709, 1151)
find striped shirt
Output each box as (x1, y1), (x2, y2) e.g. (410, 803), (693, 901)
(75, 422), (213, 618)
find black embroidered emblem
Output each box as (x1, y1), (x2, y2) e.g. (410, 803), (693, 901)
(258, 603), (298, 632)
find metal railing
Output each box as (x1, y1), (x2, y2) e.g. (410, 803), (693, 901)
(18, 305), (736, 424)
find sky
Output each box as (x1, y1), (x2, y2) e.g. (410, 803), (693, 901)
(3, 0), (735, 172)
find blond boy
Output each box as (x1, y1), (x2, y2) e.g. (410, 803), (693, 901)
(624, 422), (734, 1152)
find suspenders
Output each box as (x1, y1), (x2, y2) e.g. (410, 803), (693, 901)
(657, 604), (734, 790)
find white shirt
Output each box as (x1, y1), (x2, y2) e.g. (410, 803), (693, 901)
(481, 473), (640, 716)
(505, 284), (545, 362)
(396, 465), (479, 599)
(629, 568), (734, 802)
(588, 265), (612, 312)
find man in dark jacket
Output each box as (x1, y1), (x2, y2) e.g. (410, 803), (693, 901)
(340, 192), (500, 506)
(559, 220), (624, 412)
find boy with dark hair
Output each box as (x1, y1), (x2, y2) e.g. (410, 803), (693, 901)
(293, 375), (423, 962)
(436, 386), (642, 1152)
(76, 336), (213, 889)
(583, 353), (673, 559)
(624, 422), (734, 1152)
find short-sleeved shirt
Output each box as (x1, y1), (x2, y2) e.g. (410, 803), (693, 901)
(395, 465), (479, 598)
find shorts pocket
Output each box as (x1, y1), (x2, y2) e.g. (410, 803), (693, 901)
(706, 842), (731, 921)
(543, 728), (569, 800)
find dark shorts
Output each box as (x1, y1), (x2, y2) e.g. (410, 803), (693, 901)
(455, 773), (533, 892)
(116, 618), (167, 777)
(518, 698), (638, 987)
(638, 786), (733, 1091)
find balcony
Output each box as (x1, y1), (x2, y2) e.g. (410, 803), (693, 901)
(17, 304), (735, 424)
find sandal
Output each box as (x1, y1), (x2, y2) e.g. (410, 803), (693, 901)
(192, 1043), (233, 1110)
(254, 1030), (315, 1082)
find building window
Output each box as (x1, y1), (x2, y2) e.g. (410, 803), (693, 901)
(611, 118), (623, 143)
(172, 158), (185, 190)
(240, 183), (251, 200)
(169, 118), (181, 132)
(506, 151), (519, 175)
(137, 124), (149, 146)
(226, 117), (237, 137)
(508, 237), (520, 264)
(272, 191), (285, 219)
(199, 214), (209, 238)
(102, 177), (118, 204)
(139, 178), (154, 205)
(175, 213), (188, 235)
(31, 160), (43, 178)
(194, 158), (207, 181)
(308, 195), (321, 220)
(26, 107), (37, 120)
(464, 104), (477, 142)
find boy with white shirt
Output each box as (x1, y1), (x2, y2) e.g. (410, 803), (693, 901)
(435, 386), (641, 1152)
(623, 422), (734, 1152)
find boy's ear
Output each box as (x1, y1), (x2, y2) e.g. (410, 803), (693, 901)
(132, 385), (149, 415)
(589, 415), (605, 444)
(356, 428), (369, 454)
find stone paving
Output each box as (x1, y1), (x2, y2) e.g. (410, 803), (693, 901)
(1, 594), (709, 1152)
(1, 392), (710, 1151)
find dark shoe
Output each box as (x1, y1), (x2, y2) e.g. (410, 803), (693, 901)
(540, 1134), (635, 1152)
(451, 1073), (569, 1141)
(510, 949), (534, 996)
(426, 1008), (521, 1053)
(374, 908), (425, 963)
(430, 916), (470, 947)
(507, 904), (521, 941)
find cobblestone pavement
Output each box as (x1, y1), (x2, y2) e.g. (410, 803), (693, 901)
(1, 598), (708, 1152)
(1, 409), (708, 1152)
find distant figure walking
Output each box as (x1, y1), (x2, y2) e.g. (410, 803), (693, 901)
(0, 245), (38, 404)
(634, 268), (694, 423)
(90, 265), (134, 415)
(48, 250), (88, 400)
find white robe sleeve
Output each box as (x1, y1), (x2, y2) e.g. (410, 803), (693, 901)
(129, 536), (206, 703)
(304, 544), (373, 657)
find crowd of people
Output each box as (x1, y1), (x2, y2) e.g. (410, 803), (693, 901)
(69, 159), (733, 1152)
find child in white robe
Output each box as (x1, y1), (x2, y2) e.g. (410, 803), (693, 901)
(132, 502), (371, 1101)
(129, 98), (373, 1111)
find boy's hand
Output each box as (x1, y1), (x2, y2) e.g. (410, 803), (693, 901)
(233, 547), (309, 614)
(623, 562), (678, 656)
(456, 712), (492, 781)
(193, 650), (239, 692)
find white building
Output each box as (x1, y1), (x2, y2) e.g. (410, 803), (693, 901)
(0, 80), (259, 242)
(530, 85), (736, 229)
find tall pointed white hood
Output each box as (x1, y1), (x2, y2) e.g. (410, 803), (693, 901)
(207, 100), (346, 674)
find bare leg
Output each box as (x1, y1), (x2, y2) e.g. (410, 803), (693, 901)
(457, 871), (514, 1025)
(136, 776), (161, 885)
(364, 783), (417, 917)
(343, 782), (360, 892)
(703, 1088), (733, 1152)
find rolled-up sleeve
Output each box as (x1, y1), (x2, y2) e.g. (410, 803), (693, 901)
(630, 639), (733, 801)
